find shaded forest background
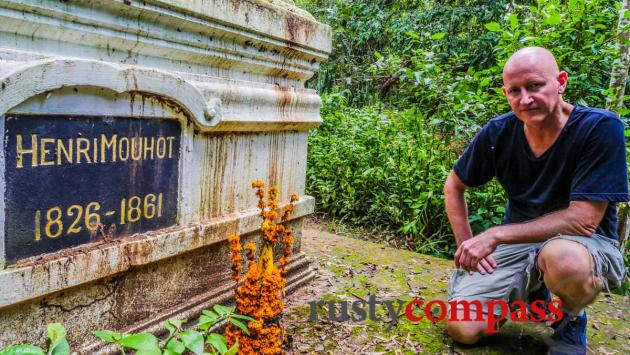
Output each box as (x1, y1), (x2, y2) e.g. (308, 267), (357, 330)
(297, 0), (630, 292)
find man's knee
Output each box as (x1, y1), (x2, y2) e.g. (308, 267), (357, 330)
(447, 320), (486, 345)
(538, 239), (594, 284)
(537, 239), (602, 309)
(447, 308), (489, 345)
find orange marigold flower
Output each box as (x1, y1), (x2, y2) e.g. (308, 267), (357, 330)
(228, 234), (243, 282)
(282, 203), (295, 222)
(252, 180), (265, 188)
(268, 186), (280, 199)
(268, 201), (280, 211)
(263, 229), (278, 243)
(244, 242), (256, 252)
(290, 193), (299, 203)
(265, 210), (279, 221)
(231, 253), (242, 265)
(261, 219), (271, 231)
(244, 242), (257, 263)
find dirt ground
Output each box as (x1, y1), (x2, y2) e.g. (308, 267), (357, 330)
(281, 220), (630, 354)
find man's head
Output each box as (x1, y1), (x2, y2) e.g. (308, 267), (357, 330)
(502, 47), (568, 125)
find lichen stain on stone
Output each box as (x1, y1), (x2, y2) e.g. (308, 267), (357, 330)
(200, 133), (230, 219)
(284, 11), (315, 44)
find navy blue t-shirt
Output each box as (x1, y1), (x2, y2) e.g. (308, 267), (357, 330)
(453, 105), (629, 240)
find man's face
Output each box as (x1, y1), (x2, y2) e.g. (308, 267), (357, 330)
(502, 63), (567, 125)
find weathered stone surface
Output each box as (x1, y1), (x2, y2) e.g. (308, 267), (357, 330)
(284, 224), (630, 354)
(0, 0), (330, 351)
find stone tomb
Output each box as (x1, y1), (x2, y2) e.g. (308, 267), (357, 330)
(0, 0), (330, 352)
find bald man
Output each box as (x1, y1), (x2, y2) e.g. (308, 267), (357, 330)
(443, 47), (627, 354)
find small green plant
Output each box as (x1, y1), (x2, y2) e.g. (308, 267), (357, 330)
(93, 304), (253, 355)
(0, 323), (69, 355)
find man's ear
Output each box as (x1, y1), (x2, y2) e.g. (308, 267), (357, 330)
(557, 71), (569, 94)
(501, 86), (507, 96)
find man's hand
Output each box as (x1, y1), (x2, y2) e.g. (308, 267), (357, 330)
(476, 255), (497, 274)
(444, 171), (498, 274)
(454, 230), (499, 273)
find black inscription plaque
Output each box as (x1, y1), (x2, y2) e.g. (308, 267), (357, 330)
(4, 115), (181, 263)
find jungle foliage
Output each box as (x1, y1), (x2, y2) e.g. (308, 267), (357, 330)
(300, 0), (629, 277)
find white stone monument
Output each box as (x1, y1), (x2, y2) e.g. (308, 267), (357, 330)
(0, 0), (331, 352)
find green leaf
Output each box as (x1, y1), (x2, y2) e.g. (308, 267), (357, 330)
(224, 342), (239, 355)
(92, 330), (121, 343)
(180, 330), (205, 355)
(46, 324), (69, 355)
(202, 310), (218, 318)
(227, 318), (249, 336)
(206, 334), (228, 354)
(213, 305), (234, 316)
(230, 314), (256, 322)
(624, 10), (630, 19)
(485, 22), (502, 32)
(406, 31), (420, 39)
(374, 50), (382, 60)
(164, 319), (186, 339)
(165, 339), (186, 354)
(135, 350), (162, 355)
(0, 345), (45, 355)
(166, 319), (186, 330)
(48, 341), (69, 355)
(117, 334), (160, 351)
(544, 10), (561, 25)
(198, 311), (219, 330)
(509, 14), (518, 30)
(413, 71), (422, 85)
(46, 324), (66, 349)
(431, 32), (446, 40)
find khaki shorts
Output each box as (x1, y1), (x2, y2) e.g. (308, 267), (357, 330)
(447, 234), (627, 315)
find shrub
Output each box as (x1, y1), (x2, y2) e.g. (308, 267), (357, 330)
(307, 94), (506, 256)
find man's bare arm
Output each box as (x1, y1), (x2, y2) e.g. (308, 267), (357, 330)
(455, 199), (608, 271)
(444, 170), (497, 274)
(490, 200), (608, 244)
(443, 170), (474, 246)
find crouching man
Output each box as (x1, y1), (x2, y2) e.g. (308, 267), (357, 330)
(444, 46), (628, 354)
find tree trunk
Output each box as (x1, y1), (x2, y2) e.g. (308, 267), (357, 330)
(607, 0), (630, 114)
(617, 203), (629, 252)
(609, 0), (630, 253)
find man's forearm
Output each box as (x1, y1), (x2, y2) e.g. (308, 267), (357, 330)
(454, 200), (607, 272)
(444, 176), (474, 246)
(445, 192), (473, 245)
(489, 201), (607, 245)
